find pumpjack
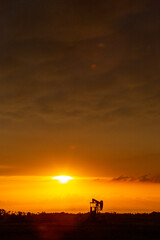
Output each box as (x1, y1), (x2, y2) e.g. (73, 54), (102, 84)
(90, 198), (103, 215)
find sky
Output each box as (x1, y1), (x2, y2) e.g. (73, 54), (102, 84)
(0, 0), (160, 212)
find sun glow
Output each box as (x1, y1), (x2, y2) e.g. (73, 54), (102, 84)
(52, 175), (73, 183)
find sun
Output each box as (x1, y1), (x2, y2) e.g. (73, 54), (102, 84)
(52, 175), (73, 184)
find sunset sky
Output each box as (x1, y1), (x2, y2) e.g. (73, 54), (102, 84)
(0, 0), (160, 213)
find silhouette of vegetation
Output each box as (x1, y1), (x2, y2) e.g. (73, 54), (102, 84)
(0, 209), (160, 239)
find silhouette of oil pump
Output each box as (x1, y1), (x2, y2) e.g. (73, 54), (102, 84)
(90, 198), (103, 215)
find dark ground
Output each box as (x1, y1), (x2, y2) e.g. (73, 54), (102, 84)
(0, 212), (160, 240)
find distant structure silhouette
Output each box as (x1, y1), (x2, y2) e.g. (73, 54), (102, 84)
(0, 209), (6, 216)
(90, 198), (103, 215)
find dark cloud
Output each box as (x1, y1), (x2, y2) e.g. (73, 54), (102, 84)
(86, 174), (160, 183)
(112, 174), (160, 183)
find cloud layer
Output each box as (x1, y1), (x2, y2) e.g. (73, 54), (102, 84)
(0, 1), (160, 176)
(0, 0), (160, 127)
